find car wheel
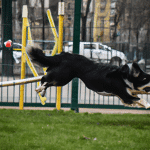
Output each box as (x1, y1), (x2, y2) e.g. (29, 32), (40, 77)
(110, 57), (122, 66)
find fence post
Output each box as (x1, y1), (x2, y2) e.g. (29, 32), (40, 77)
(19, 5), (28, 110)
(71, 0), (82, 112)
(2, 0), (13, 76)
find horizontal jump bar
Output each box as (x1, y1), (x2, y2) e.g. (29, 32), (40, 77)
(0, 76), (42, 87)
(0, 76), (150, 95)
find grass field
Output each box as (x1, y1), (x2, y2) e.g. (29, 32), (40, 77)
(0, 109), (150, 150)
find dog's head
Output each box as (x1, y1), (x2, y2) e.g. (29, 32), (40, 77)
(122, 63), (150, 92)
(107, 63), (150, 92)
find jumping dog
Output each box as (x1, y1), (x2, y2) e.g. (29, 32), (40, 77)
(27, 44), (150, 109)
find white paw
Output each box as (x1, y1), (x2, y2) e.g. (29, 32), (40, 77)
(35, 87), (42, 93)
(40, 90), (46, 97)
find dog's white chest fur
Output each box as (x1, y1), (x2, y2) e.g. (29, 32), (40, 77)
(124, 79), (134, 89)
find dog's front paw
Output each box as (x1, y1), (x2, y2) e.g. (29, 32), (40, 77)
(134, 99), (150, 109)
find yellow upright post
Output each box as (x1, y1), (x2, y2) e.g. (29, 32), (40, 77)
(27, 19), (33, 46)
(20, 5), (28, 110)
(56, 2), (64, 111)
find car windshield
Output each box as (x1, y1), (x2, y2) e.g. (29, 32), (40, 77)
(84, 44), (96, 49)
(99, 44), (104, 49)
(105, 47), (110, 51)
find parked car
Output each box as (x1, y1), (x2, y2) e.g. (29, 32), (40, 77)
(64, 42), (127, 66)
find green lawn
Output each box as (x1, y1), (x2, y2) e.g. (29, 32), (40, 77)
(0, 109), (150, 150)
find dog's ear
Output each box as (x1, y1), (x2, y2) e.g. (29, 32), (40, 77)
(131, 63), (142, 77)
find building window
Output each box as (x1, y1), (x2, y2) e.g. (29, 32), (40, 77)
(68, 3), (71, 9)
(100, 17), (104, 28)
(100, 8), (105, 13)
(111, 0), (117, 2)
(110, 9), (116, 16)
(68, 15), (72, 20)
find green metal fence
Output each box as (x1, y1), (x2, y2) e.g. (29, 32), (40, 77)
(0, 0), (150, 111)
(0, 63), (149, 110)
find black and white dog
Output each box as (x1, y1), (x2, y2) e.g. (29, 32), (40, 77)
(27, 44), (150, 109)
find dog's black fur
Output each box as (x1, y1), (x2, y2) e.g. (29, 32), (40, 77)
(27, 45), (150, 106)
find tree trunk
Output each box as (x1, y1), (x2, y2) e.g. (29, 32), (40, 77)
(81, 16), (87, 41)
(81, 0), (92, 42)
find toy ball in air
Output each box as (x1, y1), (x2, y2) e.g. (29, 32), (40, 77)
(4, 40), (12, 48)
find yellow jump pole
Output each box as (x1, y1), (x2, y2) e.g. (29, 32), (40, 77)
(56, 1), (64, 111)
(47, 9), (58, 41)
(20, 5), (28, 110)
(47, 9), (59, 56)
(26, 19), (47, 105)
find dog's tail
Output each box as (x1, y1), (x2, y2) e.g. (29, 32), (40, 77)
(26, 44), (61, 67)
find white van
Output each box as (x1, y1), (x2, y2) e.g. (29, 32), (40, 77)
(64, 42), (127, 66)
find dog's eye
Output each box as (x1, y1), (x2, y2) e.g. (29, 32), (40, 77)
(143, 78), (146, 81)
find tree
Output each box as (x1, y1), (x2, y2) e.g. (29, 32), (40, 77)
(114, 0), (150, 60)
(81, 0), (92, 41)
(112, 0), (126, 41)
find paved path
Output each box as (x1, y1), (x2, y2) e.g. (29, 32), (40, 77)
(0, 106), (150, 114)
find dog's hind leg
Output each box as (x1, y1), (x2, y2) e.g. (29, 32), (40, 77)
(35, 74), (57, 97)
(35, 82), (48, 97)
(35, 82), (46, 93)
(40, 89), (46, 97)
(35, 75), (50, 96)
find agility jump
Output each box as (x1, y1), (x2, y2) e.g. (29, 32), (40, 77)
(20, 4), (63, 109)
(0, 4), (64, 110)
